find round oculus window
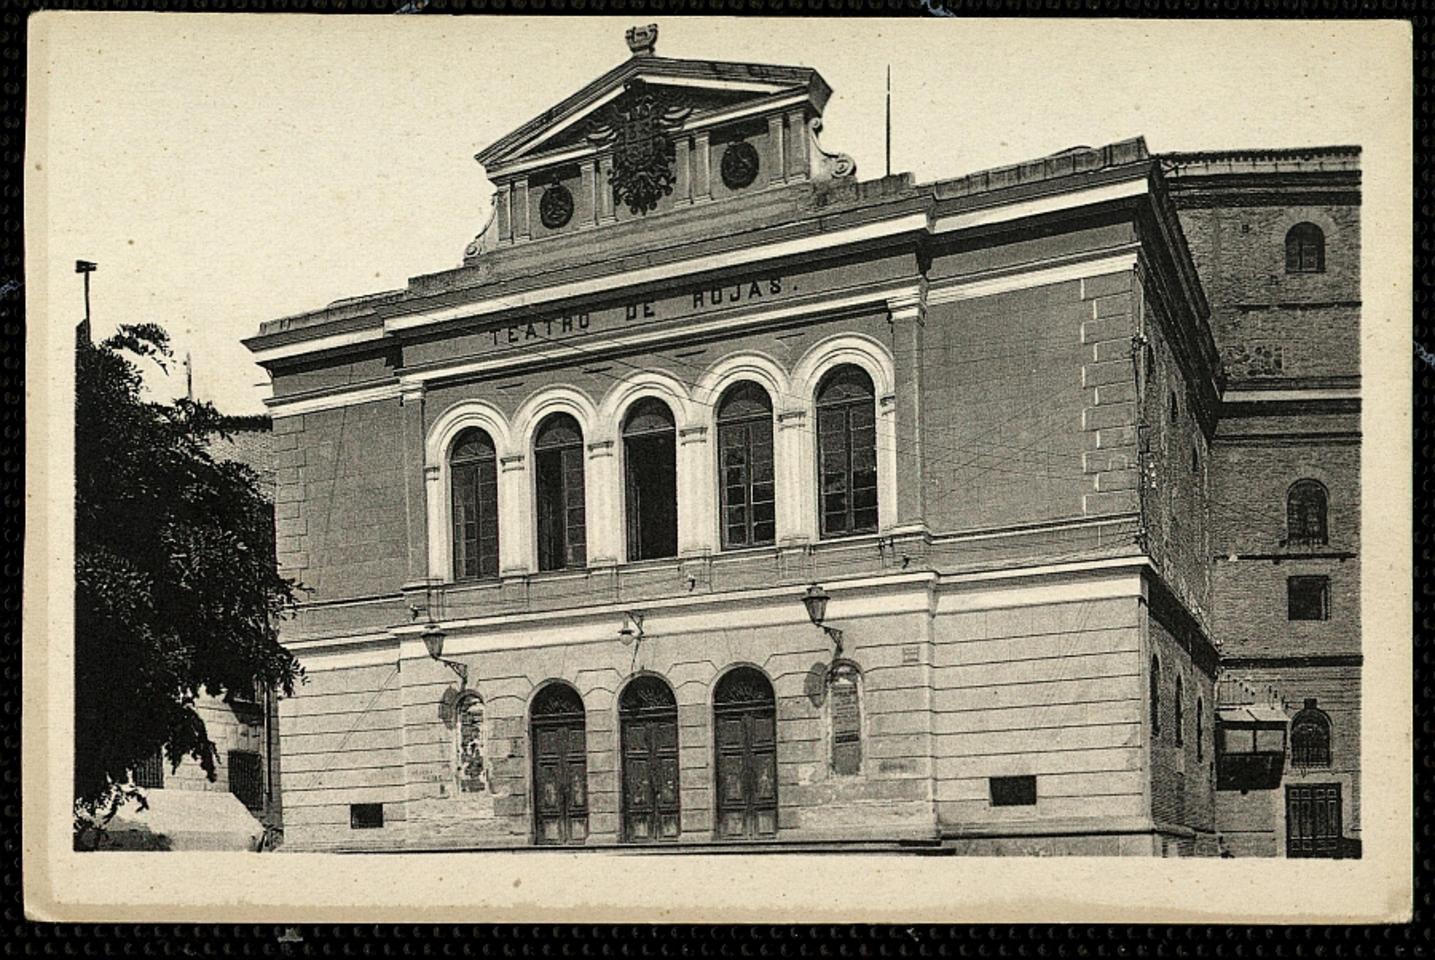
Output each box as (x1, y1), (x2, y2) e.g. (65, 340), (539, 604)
(720, 141), (760, 190)
(539, 183), (574, 229)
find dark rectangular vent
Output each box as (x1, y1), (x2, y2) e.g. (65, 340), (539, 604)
(350, 803), (384, 829)
(989, 775), (1037, 807)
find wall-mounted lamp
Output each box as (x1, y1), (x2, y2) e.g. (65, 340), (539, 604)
(618, 611), (645, 645)
(802, 583), (844, 660)
(422, 623), (468, 686)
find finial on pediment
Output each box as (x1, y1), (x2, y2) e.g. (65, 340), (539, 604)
(626, 23), (658, 57)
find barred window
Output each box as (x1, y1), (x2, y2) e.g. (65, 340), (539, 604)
(816, 365), (878, 538)
(717, 382), (776, 549)
(828, 662), (863, 776)
(132, 750), (165, 789)
(1285, 222), (1325, 274)
(534, 413), (586, 571)
(450, 428), (499, 580)
(1287, 479), (1329, 546)
(227, 750), (264, 812)
(1290, 699), (1332, 768)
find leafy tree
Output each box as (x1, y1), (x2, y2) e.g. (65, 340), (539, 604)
(73, 323), (302, 842)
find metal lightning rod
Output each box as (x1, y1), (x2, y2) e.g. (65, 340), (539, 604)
(885, 64), (892, 178)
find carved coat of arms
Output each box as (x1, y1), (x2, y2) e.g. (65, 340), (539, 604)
(588, 79), (692, 215)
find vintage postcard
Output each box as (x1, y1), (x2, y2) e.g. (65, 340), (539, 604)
(23, 14), (1413, 922)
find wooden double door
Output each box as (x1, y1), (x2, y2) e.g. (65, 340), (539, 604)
(1286, 783), (1343, 858)
(714, 668), (778, 840)
(620, 676), (681, 843)
(531, 684), (588, 845)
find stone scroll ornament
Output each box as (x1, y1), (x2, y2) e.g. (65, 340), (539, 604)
(588, 79), (693, 215)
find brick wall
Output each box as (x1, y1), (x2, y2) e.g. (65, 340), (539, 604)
(1137, 284), (1214, 627)
(1210, 438), (1359, 660)
(272, 401), (409, 600)
(1213, 665), (1361, 856)
(1146, 614), (1216, 842)
(1175, 202), (1360, 384)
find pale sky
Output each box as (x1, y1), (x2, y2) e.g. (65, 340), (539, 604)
(29, 15), (1405, 414)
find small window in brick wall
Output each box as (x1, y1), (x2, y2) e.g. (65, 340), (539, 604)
(350, 803), (384, 829)
(455, 692), (487, 793)
(1288, 576), (1330, 621)
(990, 775), (1037, 806)
(828, 662), (863, 776)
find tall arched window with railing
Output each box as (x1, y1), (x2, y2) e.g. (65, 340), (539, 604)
(816, 365), (878, 538)
(622, 398), (678, 562)
(450, 428), (499, 580)
(1287, 479), (1329, 546)
(717, 381), (775, 549)
(1285, 222), (1326, 274)
(534, 413), (586, 571)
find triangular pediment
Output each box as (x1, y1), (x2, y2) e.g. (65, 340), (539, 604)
(476, 54), (831, 178)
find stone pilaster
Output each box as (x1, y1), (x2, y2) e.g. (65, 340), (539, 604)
(498, 454), (532, 577)
(598, 154), (617, 221)
(887, 291), (927, 535)
(677, 425), (714, 557)
(401, 381), (430, 587)
(513, 177), (531, 240)
(785, 109), (810, 181)
(693, 131), (712, 201)
(586, 439), (620, 566)
(767, 114), (786, 186)
(775, 408), (814, 546)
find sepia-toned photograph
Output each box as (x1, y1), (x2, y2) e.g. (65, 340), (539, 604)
(23, 14), (1412, 922)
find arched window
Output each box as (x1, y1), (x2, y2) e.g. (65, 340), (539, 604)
(1150, 656), (1161, 737)
(530, 682), (588, 844)
(1285, 222), (1325, 274)
(534, 413), (586, 571)
(717, 381), (776, 549)
(816, 365), (878, 538)
(1287, 479), (1329, 546)
(714, 667), (778, 839)
(1174, 675), (1184, 747)
(1168, 390), (1179, 425)
(828, 662), (863, 776)
(619, 675), (680, 842)
(454, 692), (486, 793)
(450, 428), (499, 580)
(622, 398), (678, 561)
(1290, 698), (1332, 768)
(1196, 697), (1205, 762)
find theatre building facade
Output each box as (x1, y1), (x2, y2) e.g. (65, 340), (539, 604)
(245, 28), (1361, 856)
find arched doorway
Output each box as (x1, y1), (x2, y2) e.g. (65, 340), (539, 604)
(713, 666), (778, 839)
(530, 682), (588, 845)
(619, 675), (680, 843)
